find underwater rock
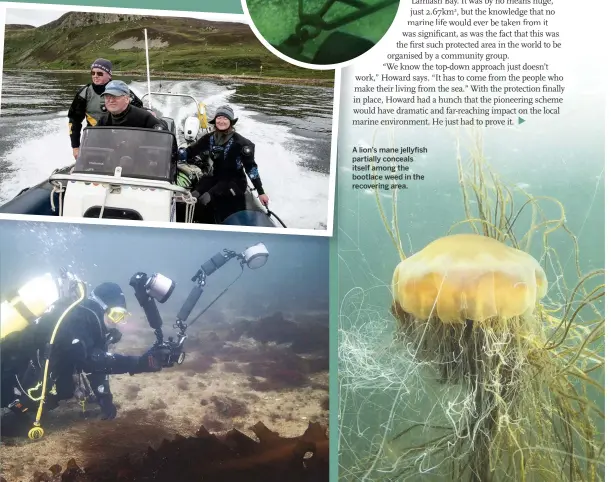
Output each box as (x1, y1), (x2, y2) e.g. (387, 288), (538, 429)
(23, 421), (328, 482)
(244, 312), (329, 354)
(209, 395), (249, 418)
(225, 319), (251, 341)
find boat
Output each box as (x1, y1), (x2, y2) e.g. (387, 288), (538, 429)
(0, 92), (286, 229)
(0, 28), (286, 229)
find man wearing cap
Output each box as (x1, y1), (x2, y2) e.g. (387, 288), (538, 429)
(178, 105), (269, 224)
(96, 80), (166, 130)
(67, 58), (143, 160)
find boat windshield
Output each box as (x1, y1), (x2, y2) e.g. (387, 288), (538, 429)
(74, 127), (175, 182)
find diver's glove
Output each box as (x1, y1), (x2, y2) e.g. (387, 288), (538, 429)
(192, 182), (238, 206)
(191, 190), (212, 206)
(192, 153), (211, 172)
(106, 327), (122, 345)
(132, 345), (171, 373)
(98, 394), (117, 420)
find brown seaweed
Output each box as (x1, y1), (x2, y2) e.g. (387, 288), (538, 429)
(18, 421), (328, 482)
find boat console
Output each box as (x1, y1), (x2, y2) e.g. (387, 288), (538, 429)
(49, 126), (196, 222)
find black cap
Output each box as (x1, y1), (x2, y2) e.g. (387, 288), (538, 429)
(91, 282), (126, 310)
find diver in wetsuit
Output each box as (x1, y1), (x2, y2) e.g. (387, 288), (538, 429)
(178, 105), (270, 224)
(1, 281), (169, 421)
(68, 58), (143, 160)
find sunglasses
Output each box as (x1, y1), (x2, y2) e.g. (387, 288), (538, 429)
(91, 71), (105, 77)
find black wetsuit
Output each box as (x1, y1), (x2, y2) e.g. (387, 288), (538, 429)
(68, 83), (143, 149)
(0, 298), (159, 420)
(185, 129), (266, 223)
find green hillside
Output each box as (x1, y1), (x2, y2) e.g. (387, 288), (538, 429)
(3, 13), (334, 82)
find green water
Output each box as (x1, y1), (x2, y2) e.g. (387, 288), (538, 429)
(245, 0), (400, 62)
(335, 109), (605, 480)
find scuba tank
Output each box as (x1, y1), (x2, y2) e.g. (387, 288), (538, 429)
(1, 269), (88, 440)
(1, 269), (84, 340)
(1, 273), (64, 341)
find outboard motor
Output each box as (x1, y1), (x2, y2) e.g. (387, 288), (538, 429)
(183, 116), (201, 143)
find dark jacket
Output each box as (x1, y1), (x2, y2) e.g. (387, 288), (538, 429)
(97, 104), (166, 130)
(68, 82), (143, 148)
(185, 129), (265, 195)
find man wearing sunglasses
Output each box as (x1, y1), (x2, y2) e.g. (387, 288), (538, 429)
(1, 281), (169, 422)
(67, 58), (144, 160)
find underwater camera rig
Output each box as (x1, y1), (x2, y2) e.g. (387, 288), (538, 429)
(274, 0), (400, 64)
(129, 243), (270, 368)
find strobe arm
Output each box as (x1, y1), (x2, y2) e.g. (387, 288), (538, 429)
(202, 250), (237, 276)
(177, 250), (238, 324)
(176, 285), (204, 324)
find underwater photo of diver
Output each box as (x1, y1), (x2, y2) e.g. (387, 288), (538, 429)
(242, 0), (401, 66)
(0, 221), (330, 481)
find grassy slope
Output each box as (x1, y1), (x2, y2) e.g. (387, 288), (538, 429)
(3, 15), (334, 81)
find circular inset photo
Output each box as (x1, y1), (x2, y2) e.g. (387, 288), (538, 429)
(241, 0), (401, 69)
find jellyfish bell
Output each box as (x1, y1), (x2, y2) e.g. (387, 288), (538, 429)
(391, 233), (548, 325)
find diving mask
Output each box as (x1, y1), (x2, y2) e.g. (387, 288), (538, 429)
(90, 287), (129, 324)
(106, 306), (130, 324)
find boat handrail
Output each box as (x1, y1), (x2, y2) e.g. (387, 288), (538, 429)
(141, 91), (208, 129)
(141, 92), (200, 110)
(49, 173), (193, 197)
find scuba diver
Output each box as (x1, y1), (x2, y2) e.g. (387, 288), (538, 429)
(177, 105), (270, 224)
(1, 273), (170, 429)
(68, 58), (143, 160)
